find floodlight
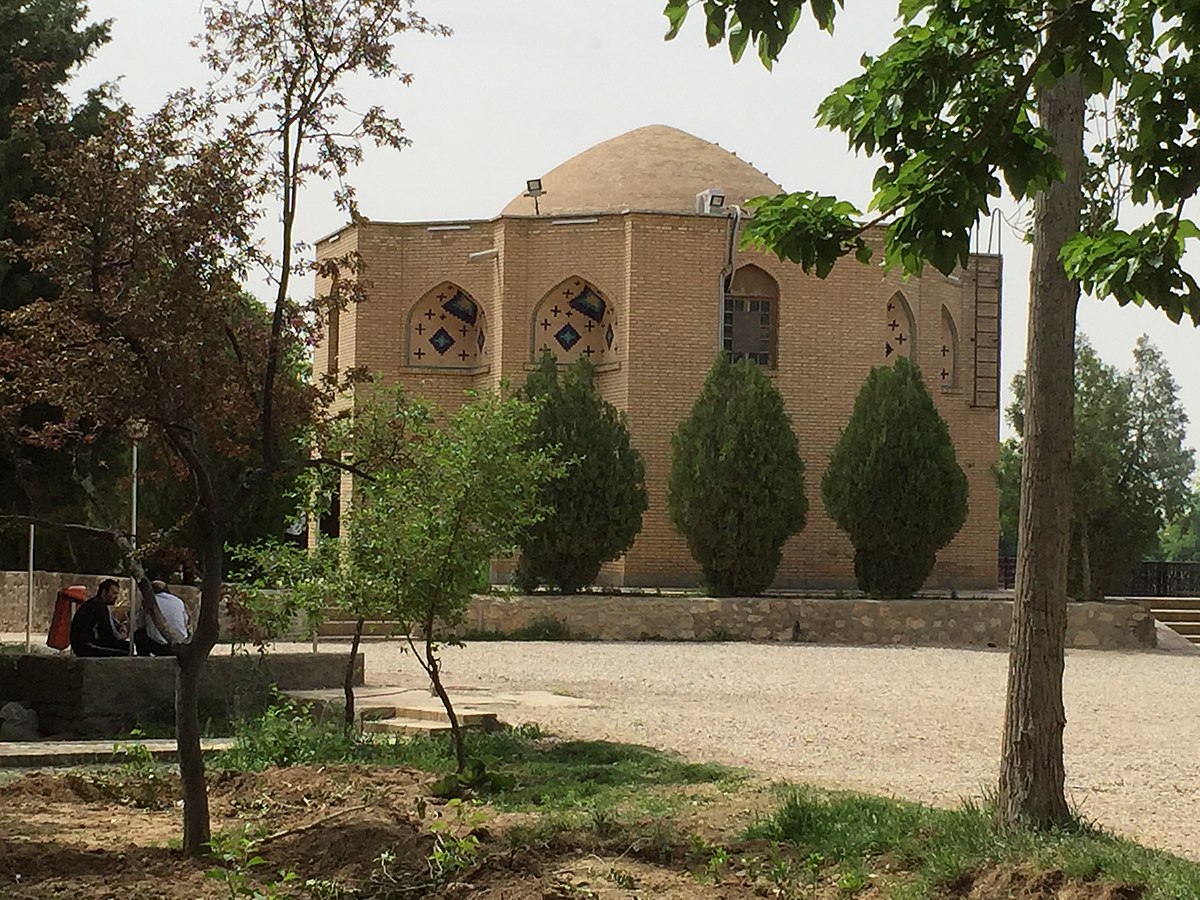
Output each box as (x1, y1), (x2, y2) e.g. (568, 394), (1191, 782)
(524, 178), (546, 214)
(695, 188), (727, 214)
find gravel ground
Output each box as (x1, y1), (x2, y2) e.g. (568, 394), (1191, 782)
(334, 638), (1200, 861)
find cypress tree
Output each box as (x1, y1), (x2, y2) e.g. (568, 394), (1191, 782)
(821, 357), (968, 597)
(515, 352), (647, 593)
(668, 354), (808, 596)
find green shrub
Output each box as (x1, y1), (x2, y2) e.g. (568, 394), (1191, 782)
(516, 352), (648, 593)
(821, 358), (968, 597)
(668, 354), (808, 595)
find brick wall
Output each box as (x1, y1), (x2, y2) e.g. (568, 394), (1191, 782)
(315, 209), (1001, 590)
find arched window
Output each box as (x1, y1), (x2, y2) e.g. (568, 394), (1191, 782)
(724, 265), (778, 367)
(939, 305), (958, 388)
(884, 291), (915, 361)
(531, 277), (616, 364)
(407, 282), (488, 368)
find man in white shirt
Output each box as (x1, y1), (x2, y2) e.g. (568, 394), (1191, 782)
(133, 580), (190, 656)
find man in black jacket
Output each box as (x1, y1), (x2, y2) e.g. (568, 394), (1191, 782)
(70, 579), (130, 657)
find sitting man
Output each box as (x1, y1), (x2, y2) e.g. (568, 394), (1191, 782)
(133, 580), (189, 656)
(70, 578), (130, 657)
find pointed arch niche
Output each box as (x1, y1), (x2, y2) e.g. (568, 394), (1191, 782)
(884, 291), (915, 361)
(531, 277), (617, 364)
(406, 282), (488, 369)
(939, 305), (959, 389)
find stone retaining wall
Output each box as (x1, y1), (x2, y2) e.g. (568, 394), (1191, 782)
(0, 570), (308, 641)
(0, 570), (203, 632)
(0, 652), (362, 738)
(463, 595), (1155, 651)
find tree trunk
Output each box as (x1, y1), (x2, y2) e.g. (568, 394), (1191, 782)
(176, 648), (209, 854)
(996, 71), (1084, 829)
(343, 616), (364, 732)
(177, 520), (224, 856)
(415, 603), (466, 772)
(426, 645), (466, 773)
(1080, 522), (1093, 601)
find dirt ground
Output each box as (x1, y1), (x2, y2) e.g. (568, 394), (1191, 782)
(320, 639), (1200, 861)
(0, 766), (1155, 899)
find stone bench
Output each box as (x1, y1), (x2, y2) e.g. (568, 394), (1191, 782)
(0, 651), (363, 739)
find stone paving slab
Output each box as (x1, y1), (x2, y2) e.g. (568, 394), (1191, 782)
(0, 737), (235, 768)
(284, 685), (596, 719)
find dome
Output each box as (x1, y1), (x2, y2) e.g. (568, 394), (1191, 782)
(500, 125), (783, 217)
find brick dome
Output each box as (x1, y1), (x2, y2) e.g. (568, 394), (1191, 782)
(500, 125), (783, 217)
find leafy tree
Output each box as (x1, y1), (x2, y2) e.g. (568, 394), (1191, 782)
(665, 0), (1200, 827)
(1004, 336), (1195, 597)
(0, 90), (315, 858)
(0, 0), (110, 312)
(996, 439), (1021, 558)
(1159, 483), (1200, 562)
(822, 358), (968, 597)
(231, 385), (437, 731)
(515, 352), (648, 593)
(668, 354), (808, 596)
(0, 0), (112, 571)
(353, 387), (558, 771)
(237, 385), (558, 767)
(233, 539), (377, 727)
(0, 0), (446, 856)
(1066, 344), (1138, 599)
(133, 293), (312, 582)
(1128, 336), (1194, 524)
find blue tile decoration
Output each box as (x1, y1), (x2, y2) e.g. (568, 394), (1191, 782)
(429, 327), (455, 355)
(555, 323), (582, 351)
(569, 286), (606, 322)
(531, 279), (618, 363)
(442, 290), (478, 325)
(410, 283), (490, 367)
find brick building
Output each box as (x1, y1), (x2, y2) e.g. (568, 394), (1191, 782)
(314, 125), (1001, 590)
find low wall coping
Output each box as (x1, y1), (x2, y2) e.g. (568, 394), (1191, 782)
(463, 594), (1155, 651)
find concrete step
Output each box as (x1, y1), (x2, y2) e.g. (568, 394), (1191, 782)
(281, 688), (506, 732)
(360, 702), (501, 736)
(0, 737), (235, 768)
(1149, 610), (1200, 623)
(318, 619), (401, 638)
(396, 706), (499, 728)
(1137, 598), (1200, 611)
(363, 717), (454, 737)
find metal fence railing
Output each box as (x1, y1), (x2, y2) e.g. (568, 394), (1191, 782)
(998, 556), (1016, 590)
(998, 557), (1200, 596)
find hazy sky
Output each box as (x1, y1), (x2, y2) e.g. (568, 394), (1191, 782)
(76, 0), (1200, 452)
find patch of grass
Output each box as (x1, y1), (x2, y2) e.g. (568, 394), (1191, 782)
(748, 786), (1200, 898)
(470, 737), (738, 811)
(128, 698), (232, 738)
(218, 699), (738, 817)
(461, 616), (587, 641)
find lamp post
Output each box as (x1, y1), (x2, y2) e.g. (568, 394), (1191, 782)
(126, 419), (149, 656)
(24, 523), (34, 653)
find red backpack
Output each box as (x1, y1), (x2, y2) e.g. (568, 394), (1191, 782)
(46, 585), (89, 650)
